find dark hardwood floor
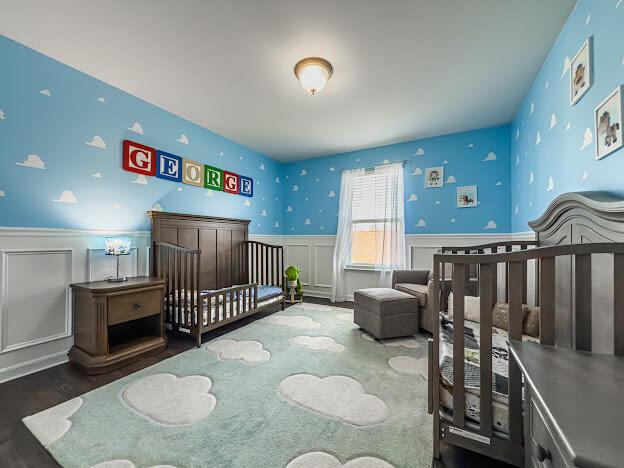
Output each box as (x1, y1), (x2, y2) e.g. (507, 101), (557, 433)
(0, 297), (511, 468)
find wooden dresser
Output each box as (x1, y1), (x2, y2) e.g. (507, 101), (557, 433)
(510, 341), (624, 468)
(69, 277), (167, 374)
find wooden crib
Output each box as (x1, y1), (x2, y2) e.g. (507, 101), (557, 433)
(428, 191), (624, 466)
(149, 211), (285, 347)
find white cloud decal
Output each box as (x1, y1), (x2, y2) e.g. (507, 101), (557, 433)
(514, 204), (519, 215)
(286, 205), (293, 212)
(131, 174), (148, 185)
(287, 452), (394, 468)
(416, 219), (426, 227)
(618, 0), (622, 8)
(545, 81), (549, 89)
(468, 143), (474, 148)
(300, 169), (307, 176)
(407, 194), (418, 201)
(0, 190), (5, 197)
(273, 221), (280, 228)
(566, 122), (571, 131)
(549, 113), (557, 130)
(261, 209), (267, 216)
(279, 374), (389, 426)
(92, 172), (102, 179)
(274, 176), (280, 183)
(39, 89), (52, 96)
(496, 181), (502, 186)
(581, 128), (593, 149)
(126, 122), (143, 134)
(446, 175), (456, 183)
(388, 356), (427, 377)
(414, 147), (425, 156)
(450, 218), (456, 223)
(582, 171), (589, 181)
(206, 189), (214, 197)
(264, 315), (321, 329)
(585, 13), (591, 25)
(329, 166), (335, 172)
(152, 203), (163, 212)
(53, 191), (78, 204)
(443, 160), (448, 164)
(410, 167), (422, 176)
(529, 172), (534, 184)
(561, 56), (571, 79)
(244, 199), (251, 206)
(292, 185), (300, 192)
(123, 373), (215, 425)
(515, 155), (520, 166)
(482, 152), (496, 161)
(290, 336), (345, 353)
(535, 132), (541, 146)
(86, 135), (107, 149)
(0, 110), (5, 119)
(435, 200), (441, 205)
(176, 187), (183, 192)
(259, 163), (265, 171)
(96, 96), (106, 103)
(529, 102), (535, 115)
(23, 397), (83, 447)
(547, 176), (555, 192)
(177, 134), (189, 144)
(16, 154), (46, 169)
(484, 220), (497, 229)
(205, 339), (270, 363)
(515, 128), (520, 139)
(327, 190), (336, 198)
(304, 218), (311, 225)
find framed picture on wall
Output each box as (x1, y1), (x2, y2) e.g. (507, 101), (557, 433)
(595, 85), (623, 160)
(425, 166), (444, 188)
(570, 37), (593, 106)
(456, 185), (478, 208)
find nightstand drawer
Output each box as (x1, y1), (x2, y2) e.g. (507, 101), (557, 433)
(529, 399), (568, 468)
(108, 289), (161, 325)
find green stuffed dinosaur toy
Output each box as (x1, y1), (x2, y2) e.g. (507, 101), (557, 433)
(285, 265), (302, 295)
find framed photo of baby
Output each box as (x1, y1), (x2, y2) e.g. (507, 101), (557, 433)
(456, 185), (478, 208)
(570, 37), (593, 106)
(595, 85), (623, 160)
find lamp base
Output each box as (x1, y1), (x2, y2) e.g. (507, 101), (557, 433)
(107, 276), (127, 283)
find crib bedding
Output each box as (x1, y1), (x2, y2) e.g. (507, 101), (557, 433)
(438, 314), (537, 434)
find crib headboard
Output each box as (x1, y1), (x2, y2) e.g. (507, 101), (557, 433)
(148, 211), (249, 291)
(529, 191), (624, 351)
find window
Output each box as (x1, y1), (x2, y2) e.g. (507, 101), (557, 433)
(348, 165), (404, 268)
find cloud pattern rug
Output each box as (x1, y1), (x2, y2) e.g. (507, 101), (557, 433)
(23, 303), (432, 467)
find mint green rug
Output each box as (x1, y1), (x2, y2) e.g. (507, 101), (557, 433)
(23, 303), (432, 468)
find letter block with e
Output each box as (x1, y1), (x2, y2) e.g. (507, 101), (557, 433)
(204, 165), (224, 191)
(156, 151), (182, 182)
(123, 140), (156, 176)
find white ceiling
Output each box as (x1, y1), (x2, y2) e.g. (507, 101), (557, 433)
(0, 0), (576, 161)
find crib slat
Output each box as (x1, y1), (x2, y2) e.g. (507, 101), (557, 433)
(575, 254), (592, 352)
(505, 245), (512, 302)
(539, 257), (555, 346)
(452, 263), (465, 428)
(615, 254), (624, 356)
(478, 262), (493, 437)
(176, 251), (182, 327)
(521, 245), (528, 304)
(508, 261), (523, 446)
(432, 260), (441, 459)
(490, 246), (498, 305)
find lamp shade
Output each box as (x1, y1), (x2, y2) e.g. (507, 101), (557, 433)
(104, 237), (131, 256)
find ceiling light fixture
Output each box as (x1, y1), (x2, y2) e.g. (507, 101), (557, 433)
(294, 57), (333, 95)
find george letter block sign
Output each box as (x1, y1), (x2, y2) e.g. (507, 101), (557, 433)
(204, 165), (224, 191)
(182, 159), (205, 187)
(223, 171), (240, 194)
(156, 151), (182, 182)
(123, 140), (156, 176)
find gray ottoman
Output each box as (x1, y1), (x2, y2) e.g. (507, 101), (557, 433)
(353, 288), (419, 339)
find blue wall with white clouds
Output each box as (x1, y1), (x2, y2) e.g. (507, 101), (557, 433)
(511, 0), (624, 232)
(282, 125), (511, 235)
(0, 36), (284, 233)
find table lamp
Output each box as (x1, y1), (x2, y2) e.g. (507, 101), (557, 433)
(104, 237), (131, 282)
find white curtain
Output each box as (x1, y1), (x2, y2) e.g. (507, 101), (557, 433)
(331, 163), (406, 302)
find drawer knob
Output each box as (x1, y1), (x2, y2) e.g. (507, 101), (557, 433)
(536, 443), (552, 462)
(133, 303), (142, 309)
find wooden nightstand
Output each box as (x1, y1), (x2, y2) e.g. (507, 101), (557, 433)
(69, 276), (167, 374)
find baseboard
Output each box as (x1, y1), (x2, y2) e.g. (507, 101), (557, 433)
(0, 351), (68, 384)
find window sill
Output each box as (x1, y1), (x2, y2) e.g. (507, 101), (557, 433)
(344, 265), (388, 272)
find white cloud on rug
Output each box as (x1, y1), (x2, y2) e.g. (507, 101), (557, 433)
(278, 374), (389, 426)
(336, 312), (354, 322)
(22, 397), (83, 447)
(290, 302), (333, 312)
(122, 373), (216, 425)
(388, 356), (428, 377)
(264, 315), (321, 329)
(205, 339), (270, 363)
(90, 461), (176, 468)
(290, 336), (345, 353)
(286, 452), (394, 468)
(16, 154), (46, 169)
(361, 332), (422, 349)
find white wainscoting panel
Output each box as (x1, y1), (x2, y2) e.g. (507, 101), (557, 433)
(0, 249), (72, 354)
(313, 245), (334, 288)
(87, 247), (139, 282)
(0, 228), (149, 383)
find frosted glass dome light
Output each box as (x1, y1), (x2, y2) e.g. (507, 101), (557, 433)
(294, 57), (333, 95)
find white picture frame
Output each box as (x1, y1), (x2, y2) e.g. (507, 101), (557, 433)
(595, 85), (624, 160)
(425, 166), (444, 188)
(456, 185), (478, 208)
(570, 37), (593, 106)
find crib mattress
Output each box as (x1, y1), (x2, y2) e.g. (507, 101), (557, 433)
(438, 314), (537, 434)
